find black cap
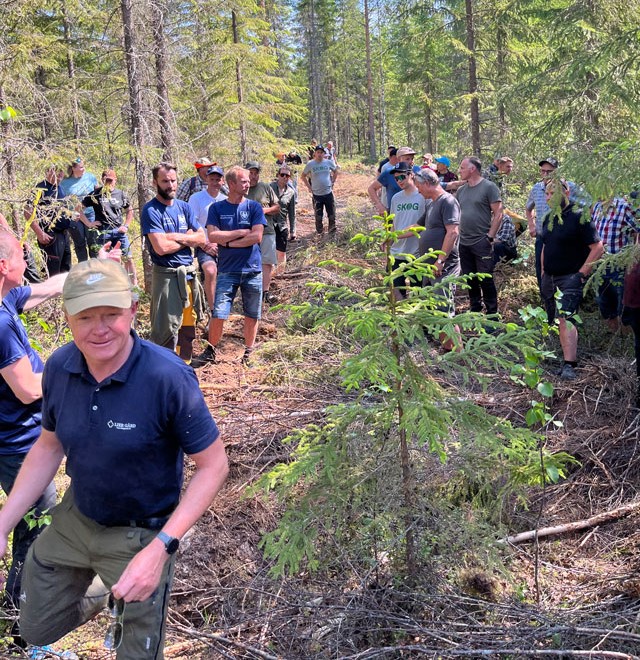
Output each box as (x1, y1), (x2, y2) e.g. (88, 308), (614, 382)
(314, 145), (325, 152)
(539, 157), (559, 169)
(392, 162), (412, 174)
(244, 161), (261, 170)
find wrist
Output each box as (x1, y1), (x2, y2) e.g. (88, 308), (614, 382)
(487, 234), (494, 242)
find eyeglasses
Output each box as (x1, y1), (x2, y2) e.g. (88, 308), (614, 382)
(394, 175), (407, 182)
(104, 596), (125, 651)
(540, 169), (555, 174)
(278, 173), (291, 178)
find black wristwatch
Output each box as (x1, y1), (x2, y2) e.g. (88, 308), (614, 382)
(156, 531), (180, 555)
(487, 235), (495, 243)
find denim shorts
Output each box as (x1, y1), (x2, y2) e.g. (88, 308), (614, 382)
(541, 272), (584, 322)
(261, 234), (278, 266)
(213, 271), (262, 319)
(94, 229), (131, 257)
(196, 247), (217, 267)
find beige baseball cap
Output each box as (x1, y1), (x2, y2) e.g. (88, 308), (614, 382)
(63, 259), (132, 315)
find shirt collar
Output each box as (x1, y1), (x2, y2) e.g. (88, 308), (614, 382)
(63, 330), (142, 384)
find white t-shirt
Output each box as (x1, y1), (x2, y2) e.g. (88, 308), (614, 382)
(188, 189), (227, 228)
(389, 189), (426, 257)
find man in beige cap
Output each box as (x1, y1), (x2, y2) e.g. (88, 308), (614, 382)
(368, 146), (421, 215)
(0, 257), (228, 658)
(176, 157), (215, 201)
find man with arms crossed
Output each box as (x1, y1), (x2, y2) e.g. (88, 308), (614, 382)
(205, 166), (266, 365)
(141, 162), (205, 363)
(0, 258), (228, 658)
(456, 156), (503, 315)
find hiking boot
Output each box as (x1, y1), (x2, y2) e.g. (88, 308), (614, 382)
(263, 291), (278, 305)
(192, 343), (216, 367)
(241, 347), (254, 366)
(559, 363), (577, 380)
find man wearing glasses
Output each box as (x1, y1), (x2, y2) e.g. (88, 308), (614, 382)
(0, 258), (228, 658)
(368, 146), (421, 215)
(526, 157), (583, 287)
(385, 163), (426, 300)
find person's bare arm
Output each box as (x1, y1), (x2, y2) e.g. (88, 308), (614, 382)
(225, 223), (264, 248)
(146, 228), (204, 255)
(488, 200), (504, 238)
(119, 207), (134, 233)
(207, 227), (251, 245)
(23, 272), (69, 309)
(579, 241), (604, 277)
(367, 179), (385, 215)
(111, 439), (229, 602)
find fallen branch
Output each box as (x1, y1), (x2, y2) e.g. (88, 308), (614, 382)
(500, 500), (640, 545)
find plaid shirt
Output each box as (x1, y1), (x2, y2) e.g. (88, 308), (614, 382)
(592, 197), (639, 254)
(176, 174), (208, 202)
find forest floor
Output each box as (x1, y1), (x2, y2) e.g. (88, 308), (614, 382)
(5, 170), (640, 659)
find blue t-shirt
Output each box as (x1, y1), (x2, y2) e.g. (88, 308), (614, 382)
(206, 198), (266, 273)
(41, 332), (219, 525)
(141, 198), (200, 268)
(378, 165), (422, 211)
(0, 287), (43, 454)
(60, 172), (99, 221)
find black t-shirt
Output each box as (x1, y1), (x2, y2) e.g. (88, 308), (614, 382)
(542, 205), (600, 275)
(82, 187), (130, 230)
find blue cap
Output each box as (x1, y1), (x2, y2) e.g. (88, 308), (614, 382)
(435, 156), (451, 168)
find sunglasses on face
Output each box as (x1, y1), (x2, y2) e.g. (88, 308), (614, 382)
(394, 175), (407, 182)
(540, 169), (555, 175)
(278, 173), (291, 178)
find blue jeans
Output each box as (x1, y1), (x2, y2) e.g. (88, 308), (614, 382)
(213, 271), (262, 320)
(0, 452), (57, 607)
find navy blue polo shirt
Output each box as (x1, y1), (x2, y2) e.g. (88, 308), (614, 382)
(41, 332), (219, 525)
(0, 287), (43, 454)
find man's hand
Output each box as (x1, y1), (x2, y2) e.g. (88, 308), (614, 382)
(97, 241), (123, 262)
(111, 540), (168, 603)
(117, 225), (129, 234)
(203, 241), (218, 256)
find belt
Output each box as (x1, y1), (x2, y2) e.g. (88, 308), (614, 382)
(107, 515), (169, 530)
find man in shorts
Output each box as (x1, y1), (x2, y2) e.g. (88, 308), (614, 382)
(244, 162), (280, 304)
(206, 166), (266, 364)
(189, 165), (227, 311)
(541, 180), (604, 380)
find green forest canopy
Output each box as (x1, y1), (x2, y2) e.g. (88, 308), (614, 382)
(0, 0), (639, 218)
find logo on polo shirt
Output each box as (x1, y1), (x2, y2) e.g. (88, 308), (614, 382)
(240, 211), (249, 220)
(107, 420), (137, 430)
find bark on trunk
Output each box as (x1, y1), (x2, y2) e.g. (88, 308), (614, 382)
(465, 0), (481, 157)
(232, 11), (248, 162)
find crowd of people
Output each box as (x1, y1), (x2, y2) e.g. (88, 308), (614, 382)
(368, 146), (639, 389)
(0, 141), (639, 658)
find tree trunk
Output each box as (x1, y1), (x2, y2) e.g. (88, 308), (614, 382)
(232, 11), (248, 162)
(465, 0), (481, 157)
(0, 86), (19, 228)
(496, 26), (507, 140)
(121, 0), (151, 290)
(62, 2), (81, 143)
(151, 0), (175, 161)
(34, 67), (52, 141)
(364, 0), (376, 162)
(308, 0), (322, 140)
(424, 83), (433, 153)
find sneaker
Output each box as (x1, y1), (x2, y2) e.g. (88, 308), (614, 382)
(29, 646), (78, 660)
(192, 344), (216, 367)
(559, 363), (577, 380)
(263, 291), (278, 305)
(241, 347), (254, 365)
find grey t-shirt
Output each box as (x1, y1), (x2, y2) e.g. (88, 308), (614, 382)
(303, 159), (337, 196)
(247, 182), (278, 234)
(456, 178), (501, 246)
(389, 189), (426, 257)
(418, 192), (460, 267)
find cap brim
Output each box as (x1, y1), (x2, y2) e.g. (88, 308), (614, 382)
(64, 291), (132, 316)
